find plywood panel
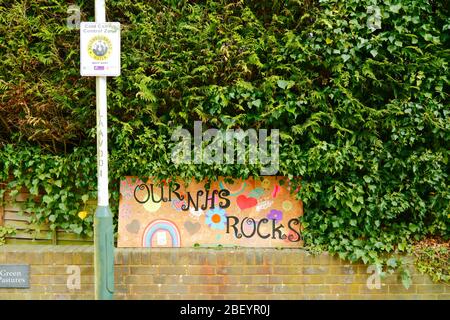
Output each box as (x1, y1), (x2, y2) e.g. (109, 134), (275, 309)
(5, 238), (53, 245)
(4, 219), (50, 231)
(4, 211), (30, 221)
(56, 231), (93, 242)
(11, 230), (53, 240)
(118, 176), (304, 248)
(0, 200), (3, 227)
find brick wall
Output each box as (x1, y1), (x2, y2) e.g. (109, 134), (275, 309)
(0, 245), (448, 300)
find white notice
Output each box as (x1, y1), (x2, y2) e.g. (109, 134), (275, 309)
(80, 22), (121, 77)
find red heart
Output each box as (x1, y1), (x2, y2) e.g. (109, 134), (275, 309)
(237, 195), (257, 210)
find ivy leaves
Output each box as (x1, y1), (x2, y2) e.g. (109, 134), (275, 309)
(0, 0), (448, 285)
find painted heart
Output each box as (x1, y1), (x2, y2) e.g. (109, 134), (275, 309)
(236, 195), (257, 210)
(184, 221), (201, 235)
(172, 199), (186, 211)
(126, 219), (140, 234)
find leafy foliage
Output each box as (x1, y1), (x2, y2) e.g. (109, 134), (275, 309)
(413, 238), (449, 283)
(0, 226), (16, 245)
(0, 0), (449, 281)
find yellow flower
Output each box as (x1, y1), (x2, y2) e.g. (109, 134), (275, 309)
(78, 211), (88, 220)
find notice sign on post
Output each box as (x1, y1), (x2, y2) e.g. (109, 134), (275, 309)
(80, 22), (121, 77)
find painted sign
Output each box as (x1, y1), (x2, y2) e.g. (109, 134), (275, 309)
(80, 22), (121, 77)
(0, 265), (30, 288)
(118, 177), (303, 248)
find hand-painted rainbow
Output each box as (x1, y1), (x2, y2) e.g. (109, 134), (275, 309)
(219, 181), (247, 196)
(141, 219), (181, 247)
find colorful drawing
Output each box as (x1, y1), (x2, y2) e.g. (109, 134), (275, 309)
(143, 198), (162, 212)
(272, 185), (281, 198)
(236, 195), (258, 210)
(267, 209), (283, 222)
(205, 208), (227, 230)
(248, 188), (265, 199)
(120, 178), (134, 199)
(184, 221), (201, 235)
(256, 199), (273, 212)
(171, 199), (186, 211)
(119, 203), (132, 219)
(189, 207), (204, 220)
(261, 179), (271, 189)
(219, 181), (247, 196)
(126, 219), (140, 234)
(142, 219), (181, 247)
(118, 176), (304, 248)
(282, 200), (293, 211)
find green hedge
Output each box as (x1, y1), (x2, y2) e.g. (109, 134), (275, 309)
(0, 0), (449, 273)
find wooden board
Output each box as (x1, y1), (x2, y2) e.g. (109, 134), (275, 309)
(0, 196), (3, 226)
(5, 238), (53, 245)
(3, 219), (50, 231)
(10, 230), (53, 240)
(4, 211), (30, 221)
(118, 176), (304, 248)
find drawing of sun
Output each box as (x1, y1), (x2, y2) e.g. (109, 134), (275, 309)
(88, 35), (112, 61)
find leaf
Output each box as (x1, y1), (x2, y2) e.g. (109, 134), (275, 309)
(341, 54), (351, 62)
(423, 34), (433, 42)
(387, 258), (397, 268)
(401, 269), (412, 289)
(73, 226), (83, 235)
(389, 4), (402, 13)
(350, 204), (362, 214)
(277, 80), (294, 90)
(81, 194), (89, 204)
(251, 99), (261, 108)
(42, 195), (52, 204)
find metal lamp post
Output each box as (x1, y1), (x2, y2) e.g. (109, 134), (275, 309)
(94, 0), (114, 300)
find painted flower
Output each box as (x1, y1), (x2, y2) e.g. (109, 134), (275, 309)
(267, 209), (283, 222)
(205, 207), (227, 230)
